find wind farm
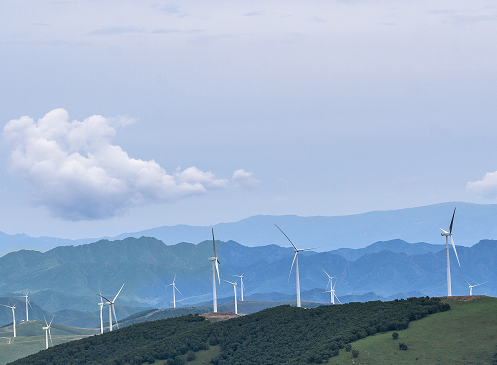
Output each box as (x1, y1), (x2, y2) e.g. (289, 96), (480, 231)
(0, 205), (496, 365)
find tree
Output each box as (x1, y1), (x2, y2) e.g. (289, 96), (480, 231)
(392, 332), (399, 340)
(399, 342), (408, 351)
(352, 348), (359, 358)
(345, 344), (352, 352)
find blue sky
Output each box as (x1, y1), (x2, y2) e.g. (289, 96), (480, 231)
(0, 0), (496, 239)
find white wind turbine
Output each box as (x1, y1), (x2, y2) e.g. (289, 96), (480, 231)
(223, 278), (240, 314)
(42, 315), (54, 349)
(232, 273), (245, 301)
(322, 269), (341, 305)
(440, 208), (461, 297)
(98, 283), (125, 332)
(275, 224), (322, 308)
(208, 229), (221, 313)
(1, 304), (16, 337)
(460, 276), (488, 296)
(166, 275), (182, 308)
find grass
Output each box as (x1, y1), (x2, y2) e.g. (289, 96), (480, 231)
(328, 297), (497, 364)
(0, 321), (99, 365)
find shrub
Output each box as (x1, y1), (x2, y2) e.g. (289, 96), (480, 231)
(186, 351), (196, 361)
(345, 344), (352, 352)
(392, 332), (399, 340)
(399, 342), (408, 351)
(352, 348), (359, 358)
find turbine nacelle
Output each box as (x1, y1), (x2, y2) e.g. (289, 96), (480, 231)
(440, 228), (450, 237)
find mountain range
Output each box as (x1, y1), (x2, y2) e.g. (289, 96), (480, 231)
(2, 202), (497, 256)
(0, 235), (495, 328)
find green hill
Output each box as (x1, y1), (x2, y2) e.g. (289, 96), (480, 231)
(330, 296), (497, 364)
(6, 297), (449, 365)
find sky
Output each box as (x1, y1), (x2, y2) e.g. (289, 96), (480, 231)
(0, 0), (496, 239)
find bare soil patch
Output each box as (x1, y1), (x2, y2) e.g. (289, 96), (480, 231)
(436, 295), (486, 302)
(201, 311), (239, 321)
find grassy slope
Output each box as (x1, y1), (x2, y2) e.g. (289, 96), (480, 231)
(329, 297), (497, 365)
(0, 321), (99, 365)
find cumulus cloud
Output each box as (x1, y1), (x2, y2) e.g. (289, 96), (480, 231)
(232, 169), (261, 190)
(2, 109), (245, 220)
(467, 171), (497, 199)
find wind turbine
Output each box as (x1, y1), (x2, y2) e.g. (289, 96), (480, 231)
(440, 208), (461, 296)
(460, 276), (488, 296)
(275, 224), (322, 308)
(208, 229), (221, 313)
(166, 275), (182, 308)
(98, 283), (125, 332)
(18, 293), (31, 321)
(223, 278), (240, 314)
(98, 290), (105, 334)
(1, 304), (16, 337)
(42, 315), (54, 349)
(322, 269), (341, 305)
(232, 273), (245, 301)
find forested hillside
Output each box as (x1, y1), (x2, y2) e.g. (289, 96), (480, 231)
(9, 297), (449, 365)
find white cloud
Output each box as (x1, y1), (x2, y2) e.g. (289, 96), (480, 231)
(232, 169), (261, 190)
(467, 171), (497, 199)
(2, 109), (235, 220)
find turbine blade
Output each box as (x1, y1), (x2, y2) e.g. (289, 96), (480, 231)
(174, 285), (182, 295)
(97, 294), (112, 303)
(49, 328), (53, 346)
(450, 236), (461, 266)
(112, 305), (119, 329)
(459, 274), (470, 286)
(335, 294), (342, 304)
(49, 315), (54, 326)
(99, 289), (103, 305)
(440, 228), (448, 234)
(449, 207), (456, 234)
(215, 260), (221, 284)
(275, 224), (298, 250)
(43, 315), (48, 327)
(300, 246), (327, 251)
(473, 281), (488, 287)
(113, 283), (125, 302)
(322, 268), (331, 278)
(288, 252), (297, 282)
(212, 228), (218, 258)
(333, 279), (337, 289)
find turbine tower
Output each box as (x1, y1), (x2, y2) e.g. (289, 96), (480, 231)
(42, 315), (54, 349)
(223, 278), (240, 314)
(440, 208), (461, 296)
(166, 275), (182, 308)
(275, 224), (321, 308)
(98, 290), (105, 334)
(98, 283), (125, 332)
(208, 229), (221, 313)
(322, 269), (340, 305)
(233, 273), (245, 301)
(460, 276), (488, 296)
(18, 293), (30, 321)
(1, 304), (16, 337)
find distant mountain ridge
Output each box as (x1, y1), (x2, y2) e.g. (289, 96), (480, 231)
(0, 235), (495, 326)
(2, 202), (497, 255)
